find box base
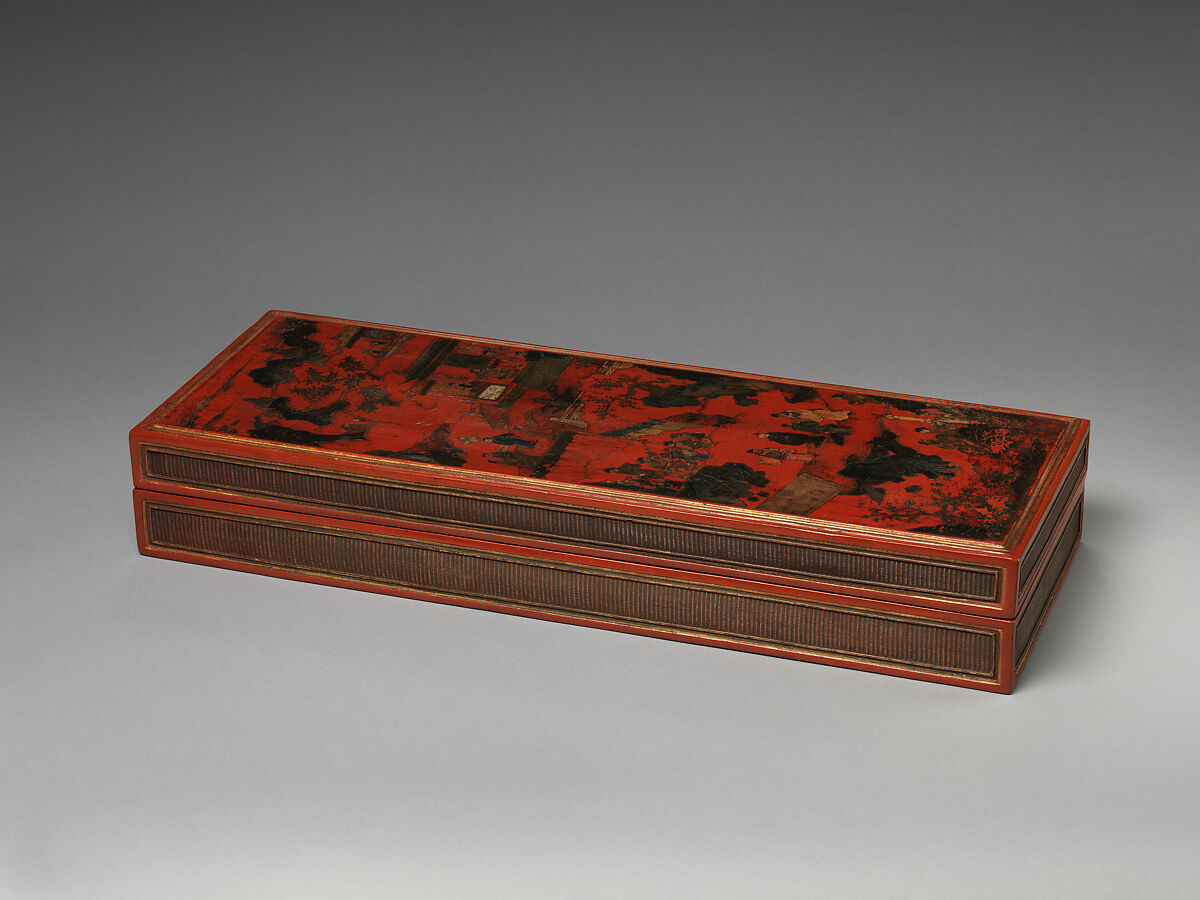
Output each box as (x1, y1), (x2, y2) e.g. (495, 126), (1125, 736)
(133, 489), (1083, 693)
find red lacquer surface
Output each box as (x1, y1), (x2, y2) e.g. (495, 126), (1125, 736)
(158, 314), (1073, 542)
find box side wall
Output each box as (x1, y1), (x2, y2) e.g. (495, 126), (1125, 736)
(133, 432), (1014, 616)
(1013, 494), (1085, 684)
(134, 488), (1013, 692)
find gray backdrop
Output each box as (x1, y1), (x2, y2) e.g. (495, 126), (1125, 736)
(3, 2), (1198, 897)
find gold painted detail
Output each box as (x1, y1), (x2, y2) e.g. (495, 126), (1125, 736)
(144, 502), (1000, 679)
(758, 474), (842, 516)
(143, 448), (1002, 603)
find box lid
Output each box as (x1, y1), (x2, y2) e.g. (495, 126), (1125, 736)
(131, 311), (1088, 616)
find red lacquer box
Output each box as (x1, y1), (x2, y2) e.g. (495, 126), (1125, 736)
(131, 311), (1088, 692)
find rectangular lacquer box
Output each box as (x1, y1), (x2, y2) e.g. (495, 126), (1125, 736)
(131, 311), (1088, 691)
